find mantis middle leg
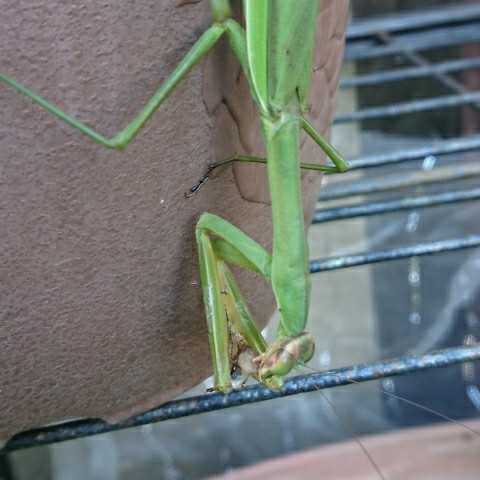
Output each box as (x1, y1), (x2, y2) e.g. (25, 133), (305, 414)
(186, 117), (350, 196)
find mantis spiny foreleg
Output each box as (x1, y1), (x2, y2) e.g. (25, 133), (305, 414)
(196, 213), (272, 391)
(196, 213), (315, 391)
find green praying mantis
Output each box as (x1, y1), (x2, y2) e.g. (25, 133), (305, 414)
(0, 0), (349, 392)
(4, 4), (480, 479)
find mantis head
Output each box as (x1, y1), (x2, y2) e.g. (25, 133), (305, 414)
(254, 332), (315, 389)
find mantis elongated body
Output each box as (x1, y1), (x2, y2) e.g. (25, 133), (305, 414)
(0, 0), (348, 392)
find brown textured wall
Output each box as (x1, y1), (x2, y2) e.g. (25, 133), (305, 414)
(0, 0), (349, 442)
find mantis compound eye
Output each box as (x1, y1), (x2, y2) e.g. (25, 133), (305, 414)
(256, 332), (315, 383)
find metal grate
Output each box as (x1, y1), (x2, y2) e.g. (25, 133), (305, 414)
(2, 2), (480, 455)
(4, 345), (479, 452)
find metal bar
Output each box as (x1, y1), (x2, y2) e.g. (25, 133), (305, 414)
(320, 162), (480, 201)
(347, 3), (480, 39)
(391, 45), (480, 113)
(3, 345), (480, 453)
(350, 28), (480, 113)
(313, 187), (480, 224)
(334, 92), (480, 124)
(340, 57), (480, 89)
(345, 21), (467, 95)
(401, 50), (474, 103)
(345, 24), (480, 61)
(309, 236), (480, 273)
(348, 135), (480, 171)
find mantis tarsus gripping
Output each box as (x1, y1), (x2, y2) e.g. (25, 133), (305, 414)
(0, 0), (349, 392)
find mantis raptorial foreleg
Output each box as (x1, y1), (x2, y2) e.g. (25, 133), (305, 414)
(196, 213), (314, 391)
(196, 213), (270, 391)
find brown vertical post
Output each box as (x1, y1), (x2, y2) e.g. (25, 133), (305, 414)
(0, 0), (349, 441)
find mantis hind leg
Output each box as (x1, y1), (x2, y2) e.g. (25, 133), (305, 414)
(1, 13), (251, 150)
(0, 24), (226, 149)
